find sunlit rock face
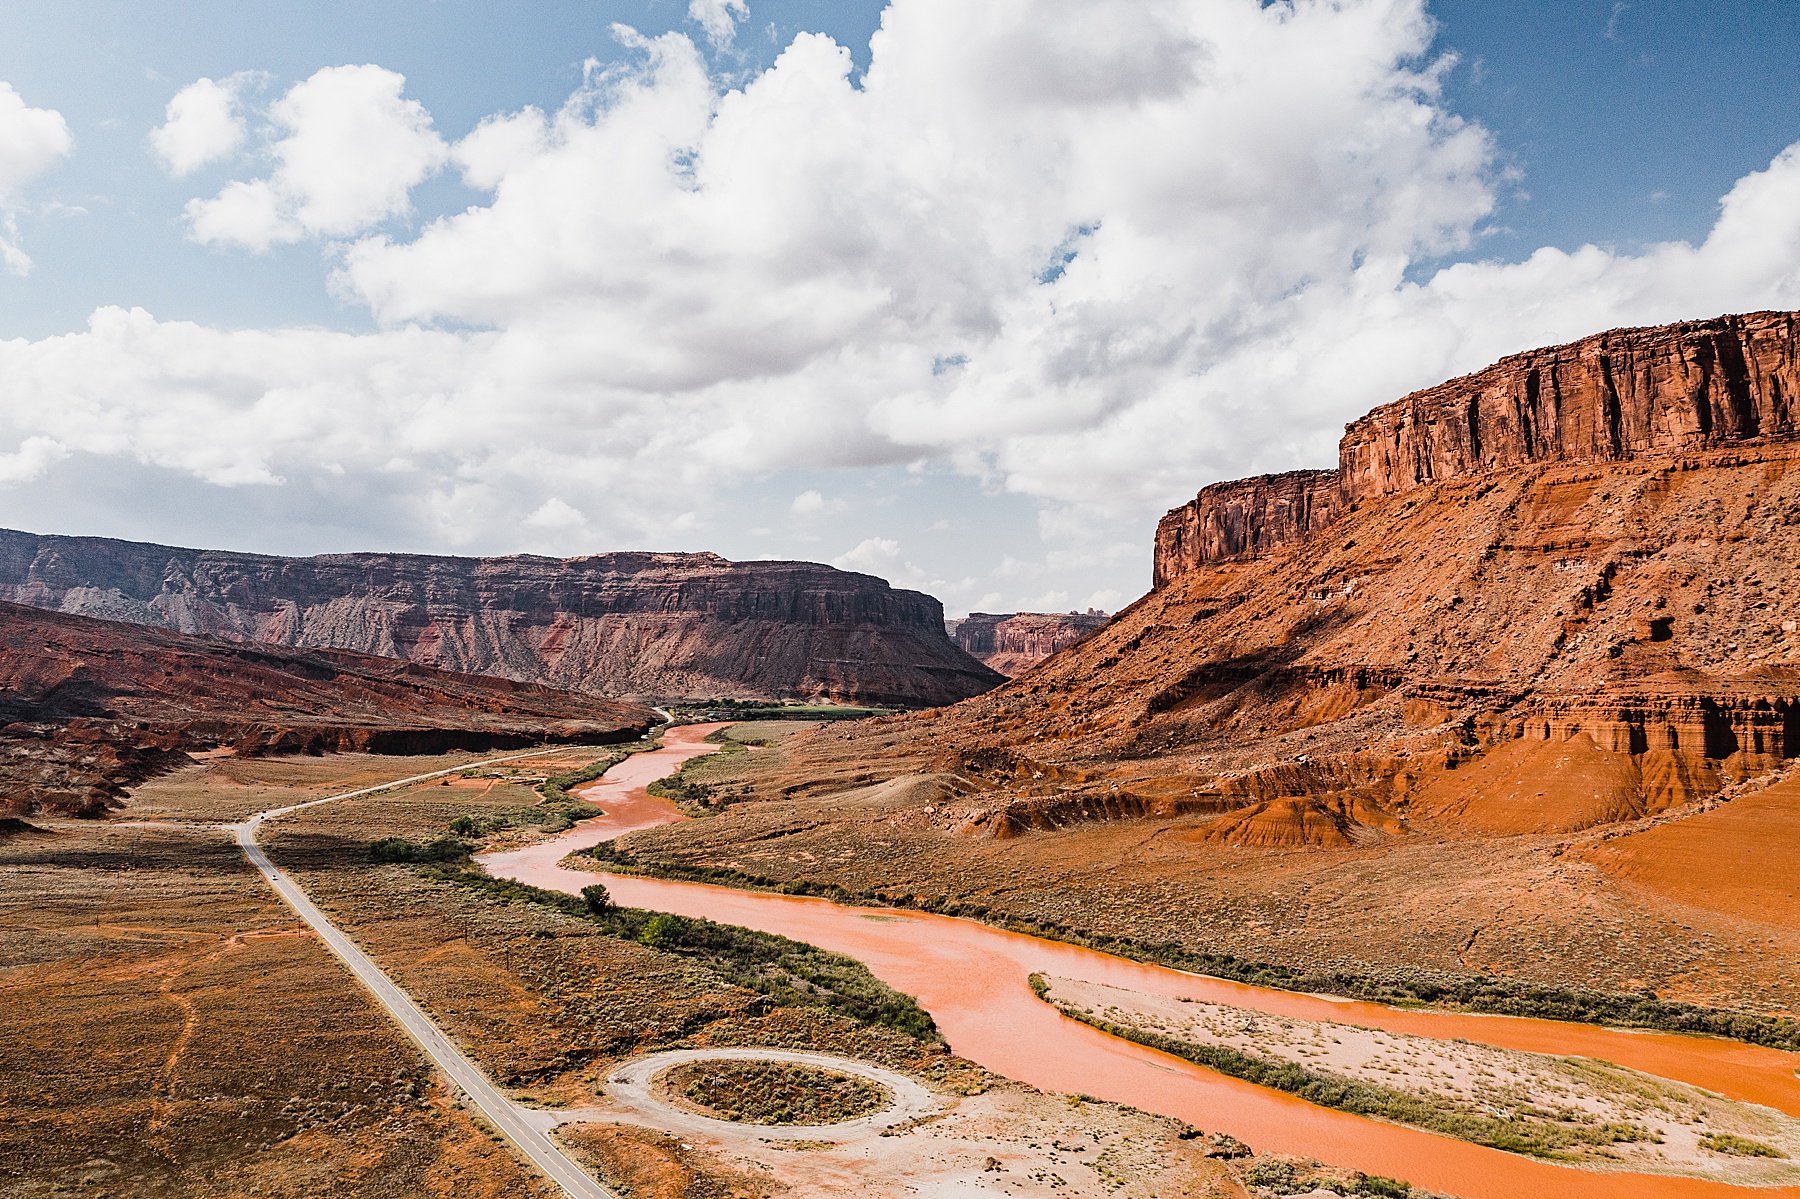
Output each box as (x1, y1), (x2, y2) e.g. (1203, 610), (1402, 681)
(1155, 310), (1800, 586)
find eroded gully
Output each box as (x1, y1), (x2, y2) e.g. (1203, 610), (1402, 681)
(476, 725), (1800, 1199)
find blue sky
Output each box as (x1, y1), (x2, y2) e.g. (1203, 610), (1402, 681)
(0, 1), (1796, 615)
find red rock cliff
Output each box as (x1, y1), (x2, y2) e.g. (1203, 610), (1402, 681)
(950, 611), (1111, 677)
(1153, 470), (1340, 588)
(1155, 310), (1800, 585)
(0, 535), (1002, 707)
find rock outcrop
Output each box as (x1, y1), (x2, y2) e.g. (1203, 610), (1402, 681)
(1155, 311), (1800, 586)
(0, 601), (657, 818)
(783, 310), (1800, 846)
(0, 534), (1002, 707)
(1154, 471), (1339, 588)
(948, 611), (1111, 676)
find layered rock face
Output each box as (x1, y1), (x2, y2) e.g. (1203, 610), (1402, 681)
(792, 311), (1800, 847)
(1153, 471), (1339, 588)
(0, 534), (1002, 707)
(0, 601), (656, 818)
(1155, 311), (1800, 585)
(949, 611), (1111, 676)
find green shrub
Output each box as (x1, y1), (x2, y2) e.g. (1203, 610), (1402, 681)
(581, 883), (613, 914)
(428, 867), (939, 1042)
(369, 835), (469, 864)
(638, 913), (689, 950)
(1700, 1132), (1785, 1158)
(1243, 1160), (1298, 1189)
(1047, 1001), (1651, 1160)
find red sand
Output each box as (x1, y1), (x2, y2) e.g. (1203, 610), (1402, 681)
(479, 727), (1800, 1199)
(1584, 774), (1800, 925)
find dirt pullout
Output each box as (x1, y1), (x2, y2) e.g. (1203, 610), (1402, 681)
(1042, 976), (1800, 1184)
(602, 1047), (939, 1138)
(561, 1075), (1239, 1199)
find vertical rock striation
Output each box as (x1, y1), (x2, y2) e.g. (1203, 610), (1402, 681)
(950, 611), (1111, 676)
(0, 535), (1002, 706)
(1155, 311), (1800, 585)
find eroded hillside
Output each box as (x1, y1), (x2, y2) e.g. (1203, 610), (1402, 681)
(618, 312), (1800, 1011)
(0, 602), (655, 817)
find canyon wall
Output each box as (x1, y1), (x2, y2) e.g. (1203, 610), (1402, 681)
(0, 534), (1003, 707)
(1152, 471), (1340, 589)
(1154, 310), (1800, 585)
(791, 311), (1800, 850)
(950, 611), (1111, 676)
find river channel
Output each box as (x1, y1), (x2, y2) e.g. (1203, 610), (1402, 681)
(476, 724), (1800, 1199)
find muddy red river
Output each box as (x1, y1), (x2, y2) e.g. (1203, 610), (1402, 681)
(477, 725), (1800, 1199)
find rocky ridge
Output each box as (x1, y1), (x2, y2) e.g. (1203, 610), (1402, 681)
(1155, 310), (1800, 586)
(947, 611), (1110, 676)
(0, 601), (657, 818)
(781, 311), (1800, 849)
(0, 534), (1002, 707)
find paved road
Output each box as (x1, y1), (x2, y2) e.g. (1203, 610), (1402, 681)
(232, 747), (620, 1199)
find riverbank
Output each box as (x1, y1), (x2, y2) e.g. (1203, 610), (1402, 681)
(1037, 974), (1800, 1185)
(476, 724), (1800, 1199)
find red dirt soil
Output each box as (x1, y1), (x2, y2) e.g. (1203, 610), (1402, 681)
(1581, 773), (1800, 924)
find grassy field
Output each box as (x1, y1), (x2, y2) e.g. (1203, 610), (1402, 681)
(1, 745), (964, 1199)
(260, 750), (967, 1094)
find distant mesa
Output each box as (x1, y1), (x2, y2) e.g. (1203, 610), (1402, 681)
(0, 601), (657, 819)
(0, 535), (1003, 709)
(946, 610), (1110, 677)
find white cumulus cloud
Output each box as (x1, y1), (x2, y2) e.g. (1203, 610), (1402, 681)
(688, 0), (749, 51)
(4, 0), (1800, 609)
(0, 435), (68, 485)
(150, 75), (253, 176)
(185, 65), (448, 251)
(833, 535), (902, 576)
(0, 81), (73, 275)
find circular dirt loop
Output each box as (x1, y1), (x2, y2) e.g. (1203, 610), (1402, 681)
(607, 1048), (944, 1141)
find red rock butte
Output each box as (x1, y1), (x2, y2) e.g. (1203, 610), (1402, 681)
(798, 309), (1800, 856)
(1155, 310), (1800, 586)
